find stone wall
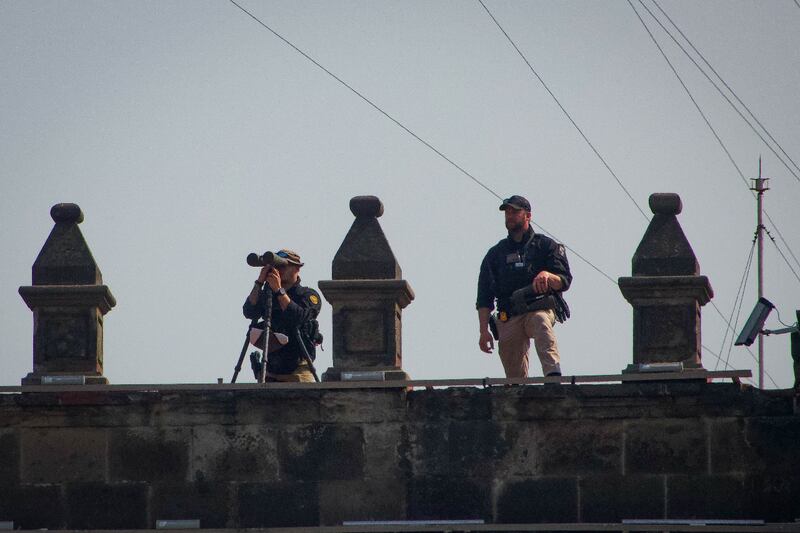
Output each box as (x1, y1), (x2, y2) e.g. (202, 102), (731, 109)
(1, 382), (798, 528)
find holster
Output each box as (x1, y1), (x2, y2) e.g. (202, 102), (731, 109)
(488, 314), (499, 340)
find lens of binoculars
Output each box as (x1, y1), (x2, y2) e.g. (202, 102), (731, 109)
(246, 251), (289, 268)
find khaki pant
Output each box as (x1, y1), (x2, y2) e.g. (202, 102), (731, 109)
(497, 309), (561, 378)
(265, 359), (316, 383)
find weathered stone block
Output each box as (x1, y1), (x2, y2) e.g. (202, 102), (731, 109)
(320, 389), (406, 424)
(279, 424), (364, 481)
(234, 390), (322, 425)
(0, 430), (19, 485)
(151, 391), (238, 427)
(744, 416), (800, 475)
(625, 419), (706, 474)
(400, 423), (449, 477)
(21, 427), (106, 483)
(490, 386), (576, 422)
(447, 421), (512, 478)
(0, 484), (64, 529)
(238, 481), (318, 527)
(12, 395), (153, 428)
(407, 477), (491, 521)
(151, 481), (234, 528)
(192, 425), (278, 482)
(408, 388), (491, 421)
(580, 475), (664, 521)
(493, 425), (539, 478)
(65, 482), (148, 529)
(319, 479), (406, 525)
(746, 474), (800, 521)
(109, 427), (190, 482)
(534, 420), (623, 475)
(709, 417), (754, 474)
(667, 475), (753, 519)
(362, 423), (405, 480)
(496, 477), (578, 523)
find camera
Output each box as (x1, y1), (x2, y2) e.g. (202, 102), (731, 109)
(246, 251), (289, 268)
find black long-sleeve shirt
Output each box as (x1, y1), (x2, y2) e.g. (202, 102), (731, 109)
(477, 227), (572, 311)
(243, 282), (322, 374)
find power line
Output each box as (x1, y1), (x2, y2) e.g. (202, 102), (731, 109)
(650, 0), (800, 178)
(714, 239), (755, 372)
(765, 212), (800, 272)
(630, 0), (800, 285)
(476, 0), (651, 223)
(764, 226), (800, 285)
(227, 0), (619, 287)
(637, 1), (800, 183)
(228, 0), (501, 201)
(628, 1), (749, 190)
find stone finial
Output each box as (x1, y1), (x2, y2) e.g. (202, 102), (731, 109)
(619, 193), (713, 371)
(633, 193), (697, 276)
(350, 195), (384, 218)
(19, 204), (115, 385)
(33, 203), (101, 285)
(319, 196), (414, 381)
(332, 196), (400, 280)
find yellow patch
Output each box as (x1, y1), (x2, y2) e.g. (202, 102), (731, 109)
(309, 294), (320, 305)
(499, 311), (508, 322)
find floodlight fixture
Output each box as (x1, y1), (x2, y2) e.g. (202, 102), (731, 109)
(734, 297), (775, 347)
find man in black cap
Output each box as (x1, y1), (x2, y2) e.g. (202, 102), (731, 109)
(244, 249), (322, 382)
(476, 196), (572, 378)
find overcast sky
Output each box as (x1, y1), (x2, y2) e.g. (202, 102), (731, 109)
(2, 0), (799, 388)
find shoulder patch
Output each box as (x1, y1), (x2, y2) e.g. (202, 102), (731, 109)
(308, 293), (320, 305)
(556, 244), (566, 258)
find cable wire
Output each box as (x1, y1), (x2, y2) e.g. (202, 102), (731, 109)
(477, 0), (651, 223)
(637, 0), (800, 270)
(227, 0), (619, 287)
(650, 0), (800, 178)
(631, 0), (800, 288)
(766, 215), (800, 272)
(714, 238), (755, 371)
(628, 1), (751, 190)
(764, 226), (800, 285)
(228, 0), (500, 200)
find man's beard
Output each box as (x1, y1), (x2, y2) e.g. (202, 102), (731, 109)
(506, 219), (525, 232)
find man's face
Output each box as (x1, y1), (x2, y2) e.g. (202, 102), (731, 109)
(504, 206), (531, 232)
(276, 264), (300, 284)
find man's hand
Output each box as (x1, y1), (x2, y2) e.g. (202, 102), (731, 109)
(265, 267), (282, 293)
(479, 329), (494, 354)
(533, 271), (562, 294)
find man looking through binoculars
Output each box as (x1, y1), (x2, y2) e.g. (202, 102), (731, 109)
(243, 249), (322, 382)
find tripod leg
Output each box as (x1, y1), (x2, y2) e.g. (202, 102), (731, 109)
(259, 325), (270, 384)
(231, 336), (250, 384)
(294, 328), (320, 382)
(231, 322), (257, 383)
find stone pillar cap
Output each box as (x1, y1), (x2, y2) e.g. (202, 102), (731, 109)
(649, 193), (682, 215)
(350, 196), (384, 218)
(50, 203), (84, 224)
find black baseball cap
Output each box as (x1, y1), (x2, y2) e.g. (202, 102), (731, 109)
(499, 195), (531, 212)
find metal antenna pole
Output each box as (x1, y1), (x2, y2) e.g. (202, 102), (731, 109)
(751, 158), (770, 388)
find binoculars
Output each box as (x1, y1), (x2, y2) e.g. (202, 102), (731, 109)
(246, 251), (289, 268)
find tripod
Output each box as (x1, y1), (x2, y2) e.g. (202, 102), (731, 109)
(231, 284), (321, 383)
(231, 283), (273, 384)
